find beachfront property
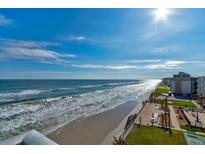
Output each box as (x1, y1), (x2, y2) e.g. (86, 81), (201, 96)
(197, 77), (205, 96)
(173, 72), (191, 78)
(0, 77), (205, 145)
(163, 72), (192, 96)
(163, 72), (205, 101)
(117, 80), (205, 145)
(1, 8), (205, 147)
(196, 77), (205, 104)
(161, 73), (205, 129)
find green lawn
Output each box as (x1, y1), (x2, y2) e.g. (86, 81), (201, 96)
(180, 125), (205, 133)
(154, 85), (170, 96)
(154, 99), (197, 108)
(173, 100), (197, 108)
(126, 125), (187, 145)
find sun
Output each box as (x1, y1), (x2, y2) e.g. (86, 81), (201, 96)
(153, 8), (170, 22)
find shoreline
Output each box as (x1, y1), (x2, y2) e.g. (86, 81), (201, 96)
(47, 90), (153, 145)
(101, 91), (152, 144)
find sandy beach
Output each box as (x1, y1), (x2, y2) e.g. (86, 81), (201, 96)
(48, 91), (152, 145)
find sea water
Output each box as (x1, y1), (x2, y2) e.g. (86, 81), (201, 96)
(0, 79), (160, 141)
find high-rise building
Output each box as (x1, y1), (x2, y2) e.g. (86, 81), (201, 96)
(163, 72), (204, 98)
(191, 77), (198, 99)
(197, 77), (205, 97)
(173, 72), (191, 78)
(169, 77), (192, 95)
(196, 77), (205, 104)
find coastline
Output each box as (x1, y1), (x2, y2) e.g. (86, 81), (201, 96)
(47, 90), (153, 145)
(101, 91), (152, 144)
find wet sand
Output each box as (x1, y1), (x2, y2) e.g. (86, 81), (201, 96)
(48, 92), (152, 145)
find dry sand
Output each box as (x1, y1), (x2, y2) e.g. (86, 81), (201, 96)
(101, 91), (151, 144)
(48, 92), (152, 145)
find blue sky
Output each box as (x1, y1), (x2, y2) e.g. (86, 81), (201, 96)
(0, 8), (205, 79)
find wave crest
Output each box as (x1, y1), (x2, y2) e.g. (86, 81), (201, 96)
(0, 79), (160, 141)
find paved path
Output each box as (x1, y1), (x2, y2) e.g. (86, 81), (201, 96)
(169, 106), (180, 130)
(135, 103), (161, 126)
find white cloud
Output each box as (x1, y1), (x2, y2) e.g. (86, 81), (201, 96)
(150, 47), (171, 55)
(0, 39), (76, 65)
(106, 65), (138, 69)
(65, 35), (86, 41)
(0, 14), (13, 26)
(71, 64), (103, 69)
(0, 39), (59, 48)
(127, 59), (162, 63)
(1, 47), (74, 59)
(71, 60), (188, 70)
(71, 64), (139, 70)
(145, 60), (185, 69)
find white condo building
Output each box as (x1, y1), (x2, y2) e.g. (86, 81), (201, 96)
(163, 73), (205, 104)
(163, 72), (192, 95)
(163, 72), (205, 98)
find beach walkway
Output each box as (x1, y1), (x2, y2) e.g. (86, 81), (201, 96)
(101, 102), (143, 144)
(101, 92), (153, 144)
(135, 103), (161, 126)
(169, 106), (180, 129)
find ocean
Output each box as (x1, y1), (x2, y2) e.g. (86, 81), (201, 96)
(0, 79), (160, 141)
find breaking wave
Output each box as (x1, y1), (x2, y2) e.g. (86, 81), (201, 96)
(0, 79), (160, 141)
(0, 90), (43, 98)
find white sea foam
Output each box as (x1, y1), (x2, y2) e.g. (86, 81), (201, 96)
(0, 90), (43, 98)
(79, 85), (103, 88)
(57, 88), (73, 90)
(78, 81), (137, 89)
(106, 81), (136, 86)
(0, 79), (161, 140)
